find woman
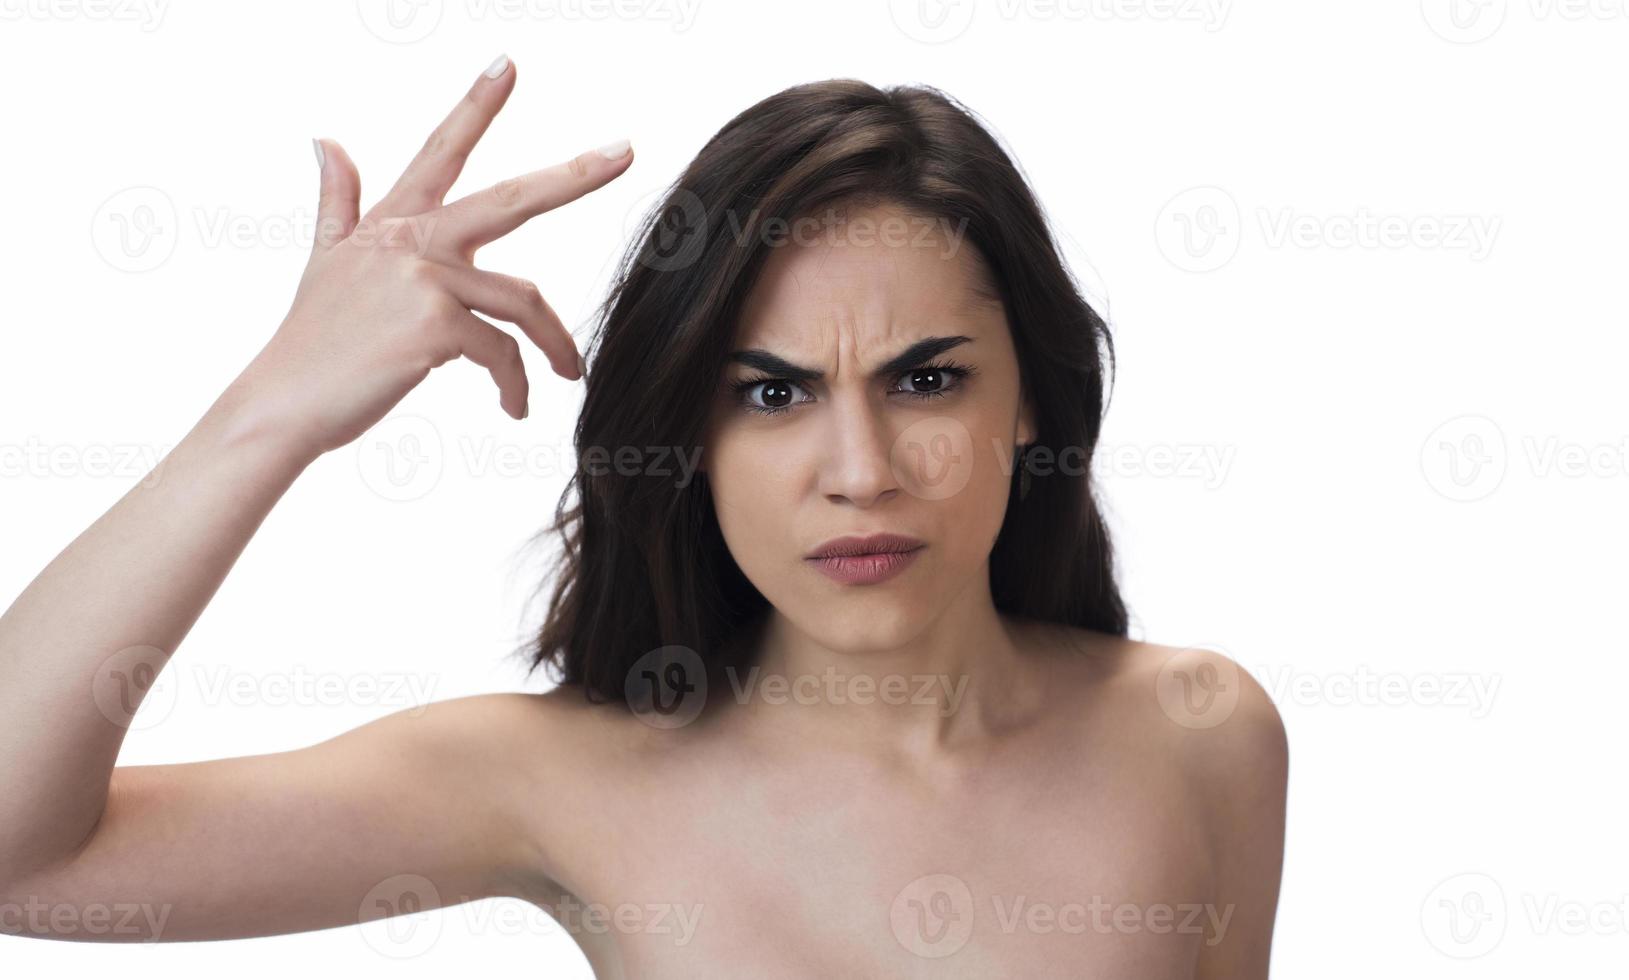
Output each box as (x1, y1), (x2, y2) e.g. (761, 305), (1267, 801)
(0, 53), (1287, 977)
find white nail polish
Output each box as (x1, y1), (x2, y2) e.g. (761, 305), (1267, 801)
(595, 139), (631, 161)
(312, 138), (324, 171)
(483, 53), (510, 79)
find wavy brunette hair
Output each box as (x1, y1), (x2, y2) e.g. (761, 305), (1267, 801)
(512, 79), (1128, 703)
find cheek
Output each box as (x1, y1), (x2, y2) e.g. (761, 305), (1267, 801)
(707, 429), (801, 564)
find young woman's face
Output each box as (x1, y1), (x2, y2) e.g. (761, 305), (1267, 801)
(702, 201), (1035, 652)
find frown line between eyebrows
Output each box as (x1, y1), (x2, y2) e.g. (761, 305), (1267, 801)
(726, 335), (975, 383)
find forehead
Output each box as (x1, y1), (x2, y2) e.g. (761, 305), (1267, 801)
(732, 202), (1002, 350)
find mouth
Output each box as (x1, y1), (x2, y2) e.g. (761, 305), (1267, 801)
(804, 533), (926, 586)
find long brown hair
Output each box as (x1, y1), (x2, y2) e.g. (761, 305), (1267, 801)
(512, 79), (1128, 703)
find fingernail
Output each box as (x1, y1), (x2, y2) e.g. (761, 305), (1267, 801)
(595, 138), (631, 161)
(521, 403), (529, 419)
(576, 352), (587, 379)
(312, 138), (325, 171)
(483, 53), (510, 79)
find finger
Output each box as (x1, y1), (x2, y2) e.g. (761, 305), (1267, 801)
(430, 264), (582, 381)
(312, 138), (361, 249)
(446, 308), (531, 420)
(432, 141), (633, 259)
(369, 54), (517, 220)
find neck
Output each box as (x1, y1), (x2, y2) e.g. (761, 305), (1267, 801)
(730, 565), (1047, 756)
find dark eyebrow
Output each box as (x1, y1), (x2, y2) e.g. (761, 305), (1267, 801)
(726, 335), (975, 383)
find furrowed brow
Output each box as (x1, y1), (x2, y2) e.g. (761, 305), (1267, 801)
(726, 335), (975, 382)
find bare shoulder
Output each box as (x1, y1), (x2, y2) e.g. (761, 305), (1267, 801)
(1019, 621), (1289, 844)
(1024, 626), (1287, 976)
(1025, 623), (1287, 779)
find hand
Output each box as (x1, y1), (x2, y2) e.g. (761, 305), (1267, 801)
(227, 54), (632, 458)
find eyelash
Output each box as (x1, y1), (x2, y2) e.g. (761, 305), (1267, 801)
(729, 360), (978, 417)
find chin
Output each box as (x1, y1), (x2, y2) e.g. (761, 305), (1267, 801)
(781, 585), (939, 656)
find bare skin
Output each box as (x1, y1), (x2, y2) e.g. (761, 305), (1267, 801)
(0, 55), (1287, 977)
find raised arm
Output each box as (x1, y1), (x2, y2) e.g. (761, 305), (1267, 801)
(0, 53), (632, 941)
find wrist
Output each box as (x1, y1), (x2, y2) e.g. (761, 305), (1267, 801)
(197, 374), (325, 478)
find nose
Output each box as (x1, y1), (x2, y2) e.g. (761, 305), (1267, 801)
(815, 388), (901, 507)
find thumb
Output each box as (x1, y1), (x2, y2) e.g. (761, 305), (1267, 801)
(312, 137), (360, 249)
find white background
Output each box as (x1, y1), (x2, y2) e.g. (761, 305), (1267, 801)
(2, 0), (1626, 975)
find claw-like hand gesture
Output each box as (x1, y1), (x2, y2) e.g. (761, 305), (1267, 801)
(231, 54), (632, 458)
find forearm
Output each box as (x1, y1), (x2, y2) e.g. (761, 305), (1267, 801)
(0, 378), (318, 879)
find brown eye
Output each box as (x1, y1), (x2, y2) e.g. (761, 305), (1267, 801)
(899, 368), (949, 394)
(731, 377), (813, 416)
(755, 381), (796, 408)
(892, 361), (974, 400)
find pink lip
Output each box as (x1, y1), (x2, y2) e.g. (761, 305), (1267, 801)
(807, 549), (923, 585)
(804, 533), (926, 586)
